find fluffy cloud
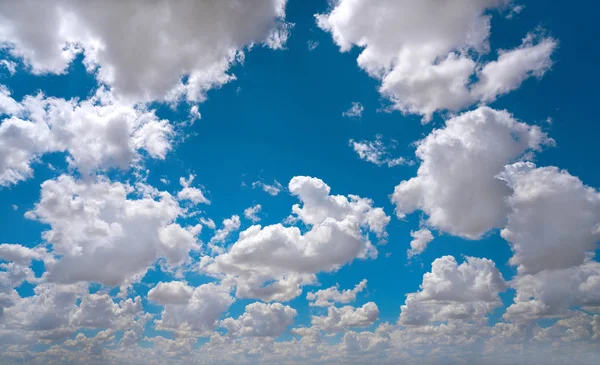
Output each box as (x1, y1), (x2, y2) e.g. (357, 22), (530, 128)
(209, 215), (242, 253)
(500, 162), (600, 275)
(0, 244), (47, 316)
(148, 281), (194, 306)
(72, 293), (142, 330)
(204, 176), (389, 302)
(499, 163), (600, 320)
(472, 34), (557, 102)
(306, 279), (367, 307)
(153, 282), (234, 336)
(317, 0), (556, 121)
(505, 260), (600, 321)
(391, 107), (552, 239)
(350, 135), (410, 167)
(221, 302), (297, 337)
(0, 0), (289, 102)
(399, 256), (506, 325)
(0, 87), (172, 186)
(407, 229), (434, 258)
(177, 174), (210, 205)
(244, 204), (262, 223)
(311, 302), (379, 332)
(25, 175), (200, 288)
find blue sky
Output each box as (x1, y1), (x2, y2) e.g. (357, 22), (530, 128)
(0, 1), (599, 364)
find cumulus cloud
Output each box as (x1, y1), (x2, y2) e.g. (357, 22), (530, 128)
(153, 282), (234, 336)
(342, 102), (364, 119)
(349, 135), (411, 167)
(0, 87), (172, 187)
(177, 174), (210, 205)
(317, 0), (556, 122)
(391, 107), (552, 239)
(505, 260), (600, 321)
(244, 204), (262, 223)
(148, 281), (194, 306)
(25, 175), (200, 288)
(407, 228), (434, 258)
(311, 302), (379, 332)
(204, 176), (389, 302)
(209, 215), (242, 253)
(0, 0), (290, 102)
(472, 34), (557, 102)
(498, 162), (600, 320)
(399, 256), (506, 325)
(0, 244), (48, 316)
(221, 302), (297, 337)
(499, 162), (600, 275)
(306, 279), (367, 307)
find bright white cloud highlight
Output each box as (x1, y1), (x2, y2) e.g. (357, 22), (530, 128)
(306, 279), (367, 307)
(399, 256), (506, 325)
(0, 0), (290, 102)
(25, 175), (200, 288)
(391, 107), (552, 239)
(0, 88), (172, 187)
(204, 176), (389, 302)
(317, 1), (556, 121)
(244, 204), (262, 223)
(221, 302), (297, 337)
(407, 229), (434, 258)
(311, 302), (379, 332)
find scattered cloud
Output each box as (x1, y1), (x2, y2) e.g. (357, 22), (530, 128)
(350, 135), (411, 167)
(342, 102), (364, 119)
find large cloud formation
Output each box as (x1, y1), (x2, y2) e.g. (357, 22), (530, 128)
(317, 0), (556, 121)
(0, 88), (172, 186)
(391, 107), (552, 239)
(26, 175), (202, 289)
(204, 176), (390, 302)
(0, 0), (289, 102)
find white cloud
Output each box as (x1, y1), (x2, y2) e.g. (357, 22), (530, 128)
(498, 162), (600, 320)
(209, 215), (242, 253)
(499, 162), (600, 275)
(0, 0), (290, 102)
(473, 34), (557, 102)
(399, 256), (506, 325)
(252, 180), (283, 196)
(391, 107), (552, 239)
(317, 0), (556, 122)
(407, 228), (434, 258)
(0, 244), (48, 316)
(306, 279), (367, 307)
(72, 293), (142, 330)
(244, 204), (262, 223)
(221, 302), (297, 337)
(148, 281), (194, 306)
(153, 282), (234, 336)
(342, 102), (364, 119)
(0, 60), (17, 75)
(177, 174), (210, 205)
(204, 176), (389, 302)
(25, 175), (200, 288)
(350, 135), (410, 167)
(505, 260), (600, 321)
(311, 302), (379, 332)
(307, 40), (319, 51)
(0, 88), (173, 187)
